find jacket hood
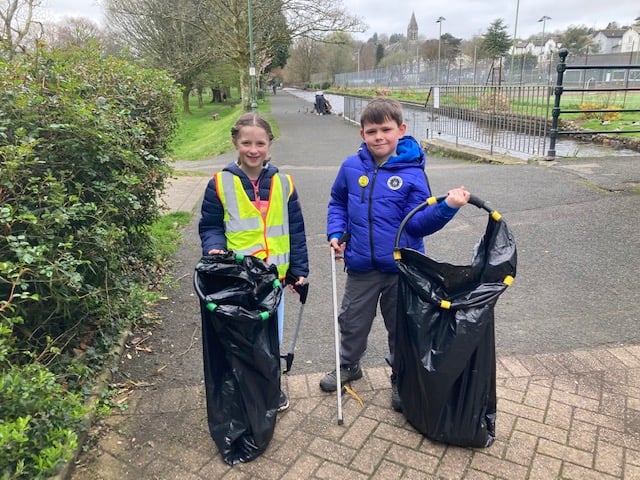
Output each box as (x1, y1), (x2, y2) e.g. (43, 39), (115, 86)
(223, 161), (279, 179)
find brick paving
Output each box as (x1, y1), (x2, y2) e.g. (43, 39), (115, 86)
(71, 347), (640, 479)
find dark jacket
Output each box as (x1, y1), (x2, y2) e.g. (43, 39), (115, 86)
(327, 136), (457, 273)
(199, 162), (309, 278)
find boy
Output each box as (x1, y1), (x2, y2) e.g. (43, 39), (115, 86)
(322, 98), (469, 411)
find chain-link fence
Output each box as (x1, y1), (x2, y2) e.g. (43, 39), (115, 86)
(330, 52), (640, 89)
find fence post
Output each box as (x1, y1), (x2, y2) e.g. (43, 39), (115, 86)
(547, 48), (569, 159)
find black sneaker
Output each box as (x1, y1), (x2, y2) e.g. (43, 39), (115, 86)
(391, 374), (402, 412)
(319, 364), (363, 392)
(277, 390), (289, 412)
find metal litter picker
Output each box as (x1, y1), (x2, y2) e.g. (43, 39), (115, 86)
(281, 272), (309, 374)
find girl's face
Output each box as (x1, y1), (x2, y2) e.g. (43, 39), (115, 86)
(233, 125), (272, 176)
(360, 118), (407, 164)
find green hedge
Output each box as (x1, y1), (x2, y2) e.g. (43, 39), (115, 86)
(0, 46), (180, 479)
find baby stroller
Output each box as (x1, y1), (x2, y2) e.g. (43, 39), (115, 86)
(193, 252), (283, 464)
(393, 194), (517, 448)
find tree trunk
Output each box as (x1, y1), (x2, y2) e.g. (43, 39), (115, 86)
(182, 88), (191, 114)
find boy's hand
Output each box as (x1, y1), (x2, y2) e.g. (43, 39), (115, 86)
(445, 186), (471, 208)
(330, 232), (350, 260)
(330, 238), (346, 260)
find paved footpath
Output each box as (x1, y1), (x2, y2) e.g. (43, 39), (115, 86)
(68, 90), (640, 480)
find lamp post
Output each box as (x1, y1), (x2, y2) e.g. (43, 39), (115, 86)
(436, 16), (445, 85)
(248, 0), (258, 111)
(509, 0), (520, 83)
(538, 15), (551, 57)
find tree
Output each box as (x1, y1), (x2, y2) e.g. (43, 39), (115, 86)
(106, 0), (365, 111)
(420, 39), (439, 60)
(105, 0), (219, 114)
(0, 0), (42, 58)
(440, 33), (462, 60)
(375, 42), (384, 66)
(479, 19), (511, 58)
(45, 17), (104, 49)
(560, 25), (596, 55)
(282, 36), (321, 83)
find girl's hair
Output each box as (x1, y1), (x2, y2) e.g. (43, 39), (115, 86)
(231, 113), (274, 141)
(360, 98), (404, 128)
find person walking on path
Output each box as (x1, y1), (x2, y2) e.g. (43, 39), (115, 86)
(199, 112), (310, 411)
(320, 98), (470, 412)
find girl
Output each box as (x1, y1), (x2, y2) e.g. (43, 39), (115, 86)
(199, 112), (309, 411)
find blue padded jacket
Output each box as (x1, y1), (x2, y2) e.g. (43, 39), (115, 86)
(327, 136), (458, 273)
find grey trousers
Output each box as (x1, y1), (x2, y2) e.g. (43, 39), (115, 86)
(338, 270), (399, 367)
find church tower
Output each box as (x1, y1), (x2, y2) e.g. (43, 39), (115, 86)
(407, 12), (418, 42)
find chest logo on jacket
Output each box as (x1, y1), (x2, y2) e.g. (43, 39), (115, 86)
(387, 176), (403, 190)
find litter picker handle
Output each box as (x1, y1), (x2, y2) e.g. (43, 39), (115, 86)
(286, 271), (309, 304)
(338, 232), (351, 244)
(394, 194), (499, 250)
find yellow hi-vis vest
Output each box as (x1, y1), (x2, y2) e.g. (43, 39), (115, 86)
(215, 171), (292, 279)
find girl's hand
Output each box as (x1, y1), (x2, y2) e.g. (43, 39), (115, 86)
(445, 186), (471, 208)
(288, 276), (306, 292)
(207, 248), (226, 255)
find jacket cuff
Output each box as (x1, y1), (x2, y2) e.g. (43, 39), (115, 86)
(437, 200), (459, 218)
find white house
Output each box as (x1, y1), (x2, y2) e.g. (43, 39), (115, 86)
(620, 26), (640, 52)
(592, 29), (625, 54)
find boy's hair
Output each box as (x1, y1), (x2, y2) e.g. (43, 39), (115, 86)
(231, 113), (274, 141)
(360, 98), (404, 128)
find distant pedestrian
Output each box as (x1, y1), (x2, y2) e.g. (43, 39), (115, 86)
(314, 91), (330, 115)
(199, 112), (310, 412)
(321, 98), (470, 412)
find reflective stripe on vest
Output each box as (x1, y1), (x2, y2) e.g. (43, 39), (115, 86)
(216, 171), (292, 278)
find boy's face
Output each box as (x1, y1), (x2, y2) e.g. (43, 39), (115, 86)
(360, 118), (407, 163)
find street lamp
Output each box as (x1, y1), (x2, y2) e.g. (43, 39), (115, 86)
(248, 0), (258, 111)
(509, 0), (521, 83)
(436, 16), (445, 85)
(538, 15), (551, 57)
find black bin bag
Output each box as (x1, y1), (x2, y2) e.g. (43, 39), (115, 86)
(393, 195), (517, 448)
(193, 252), (283, 464)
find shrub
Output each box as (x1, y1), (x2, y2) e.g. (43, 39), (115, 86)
(0, 45), (180, 478)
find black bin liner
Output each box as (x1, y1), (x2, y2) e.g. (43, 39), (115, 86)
(394, 197), (517, 448)
(193, 253), (283, 464)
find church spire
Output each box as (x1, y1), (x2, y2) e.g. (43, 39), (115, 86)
(408, 12), (418, 42)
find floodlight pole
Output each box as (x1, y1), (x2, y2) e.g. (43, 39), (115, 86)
(509, 0), (521, 83)
(539, 16), (551, 58)
(436, 17), (445, 85)
(248, 0), (258, 111)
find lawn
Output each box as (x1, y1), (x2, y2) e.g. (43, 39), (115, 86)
(169, 93), (277, 162)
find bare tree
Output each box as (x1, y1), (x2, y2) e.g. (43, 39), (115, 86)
(105, 0), (366, 110)
(105, 0), (219, 113)
(45, 17), (104, 49)
(0, 0), (42, 58)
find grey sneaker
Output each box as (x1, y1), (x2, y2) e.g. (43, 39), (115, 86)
(277, 390), (289, 412)
(391, 374), (402, 412)
(319, 364), (363, 392)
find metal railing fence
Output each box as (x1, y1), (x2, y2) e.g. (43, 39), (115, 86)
(547, 48), (640, 158)
(343, 84), (552, 159)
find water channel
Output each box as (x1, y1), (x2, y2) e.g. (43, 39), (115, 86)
(285, 88), (639, 159)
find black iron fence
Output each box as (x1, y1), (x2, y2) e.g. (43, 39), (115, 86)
(547, 48), (640, 158)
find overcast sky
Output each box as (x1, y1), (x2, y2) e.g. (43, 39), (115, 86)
(348, 0), (638, 40)
(41, 0), (638, 41)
